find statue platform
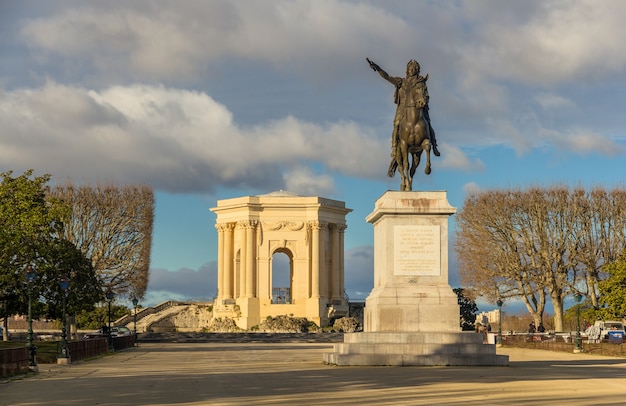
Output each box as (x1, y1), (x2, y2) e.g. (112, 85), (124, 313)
(323, 191), (508, 366)
(324, 332), (508, 366)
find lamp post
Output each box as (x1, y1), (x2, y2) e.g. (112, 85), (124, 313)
(131, 297), (138, 347)
(58, 275), (70, 363)
(574, 293), (583, 353)
(105, 289), (114, 351)
(0, 291), (5, 342)
(496, 299), (503, 346)
(25, 264), (38, 371)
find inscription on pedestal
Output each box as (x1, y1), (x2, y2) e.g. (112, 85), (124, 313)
(394, 225), (440, 276)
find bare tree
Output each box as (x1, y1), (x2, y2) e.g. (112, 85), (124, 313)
(520, 186), (575, 331)
(51, 182), (154, 299)
(569, 188), (626, 309)
(455, 185), (626, 331)
(456, 189), (548, 328)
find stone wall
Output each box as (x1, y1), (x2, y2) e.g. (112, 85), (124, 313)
(143, 303), (362, 333)
(149, 304), (213, 332)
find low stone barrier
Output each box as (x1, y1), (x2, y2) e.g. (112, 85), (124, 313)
(69, 338), (109, 361)
(111, 335), (136, 351)
(502, 333), (625, 356)
(0, 347), (29, 378)
(69, 335), (136, 361)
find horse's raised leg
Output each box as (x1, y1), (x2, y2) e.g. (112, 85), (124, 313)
(410, 151), (422, 178)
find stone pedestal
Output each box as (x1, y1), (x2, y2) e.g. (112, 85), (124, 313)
(323, 191), (508, 366)
(57, 357), (71, 365)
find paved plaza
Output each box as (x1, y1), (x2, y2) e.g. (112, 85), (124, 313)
(2, 342), (626, 405)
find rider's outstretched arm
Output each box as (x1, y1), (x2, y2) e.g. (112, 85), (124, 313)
(367, 58), (401, 86)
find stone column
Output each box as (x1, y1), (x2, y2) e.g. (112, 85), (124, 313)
(337, 224), (347, 299)
(245, 221), (257, 298)
(237, 222), (247, 299)
(223, 223), (235, 299)
(310, 221), (320, 298)
(319, 222), (328, 298)
(330, 224), (340, 300)
(215, 223), (225, 300)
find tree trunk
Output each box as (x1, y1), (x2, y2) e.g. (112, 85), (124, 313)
(2, 317), (8, 341)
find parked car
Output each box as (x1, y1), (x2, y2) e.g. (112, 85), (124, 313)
(84, 326), (132, 339)
(593, 320), (625, 340)
(110, 326), (132, 337)
(83, 329), (108, 339)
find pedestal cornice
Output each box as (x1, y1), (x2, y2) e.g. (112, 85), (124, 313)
(366, 191), (456, 224)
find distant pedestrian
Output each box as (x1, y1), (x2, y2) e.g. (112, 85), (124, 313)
(478, 324), (488, 343)
(528, 322), (536, 334)
(537, 323), (545, 333)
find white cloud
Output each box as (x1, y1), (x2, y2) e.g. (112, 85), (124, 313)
(283, 167), (335, 196)
(0, 81), (387, 193)
(439, 145), (485, 172)
(547, 129), (625, 156)
(21, 6), (206, 81)
(462, 182), (483, 196)
(460, 1), (626, 85)
(19, 1), (412, 83)
(7, 0), (626, 181)
(534, 92), (576, 110)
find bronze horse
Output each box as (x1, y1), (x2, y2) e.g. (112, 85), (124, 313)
(388, 103), (432, 192)
(366, 58), (435, 191)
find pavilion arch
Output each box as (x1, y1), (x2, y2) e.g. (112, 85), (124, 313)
(211, 191), (352, 329)
(271, 248), (293, 304)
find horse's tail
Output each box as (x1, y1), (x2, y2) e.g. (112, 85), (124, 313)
(387, 158), (397, 177)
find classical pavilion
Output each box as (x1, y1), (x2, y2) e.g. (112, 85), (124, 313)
(210, 191), (352, 328)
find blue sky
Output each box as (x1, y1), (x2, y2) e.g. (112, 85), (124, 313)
(2, 1), (626, 312)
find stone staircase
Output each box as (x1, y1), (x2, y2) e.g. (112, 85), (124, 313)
(134, 304), (189, 333)
(118, 301), (190, 333)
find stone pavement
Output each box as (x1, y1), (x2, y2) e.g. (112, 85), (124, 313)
(1, 343), (625, 405)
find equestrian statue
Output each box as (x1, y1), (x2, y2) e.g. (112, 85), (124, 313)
(367, 58), (440, 191)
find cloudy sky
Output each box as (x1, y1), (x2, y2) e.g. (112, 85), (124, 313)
(2, 1), (626, 310)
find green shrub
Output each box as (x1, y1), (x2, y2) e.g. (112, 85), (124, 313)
(332, 317), (360, 333)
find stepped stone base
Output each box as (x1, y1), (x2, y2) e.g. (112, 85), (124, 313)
(323, 332), (509, 366)
(323, 192), (509, 367)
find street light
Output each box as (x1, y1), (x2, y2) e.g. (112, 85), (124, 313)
(0, 290), (6, 341)
(25, 264), (38, 371)
(131, 297), (138, 347)
(496, 299), (503, 346)
(574, 293), (583, 353)
(105, 289), (114, 351)
(58, 275), (70, 363)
